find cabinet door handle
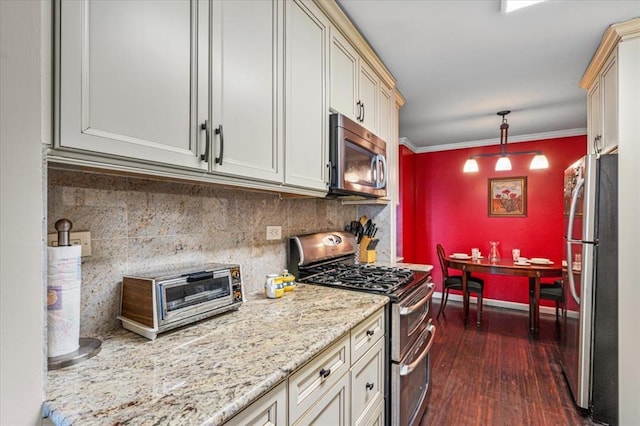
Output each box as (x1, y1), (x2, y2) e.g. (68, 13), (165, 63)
(200, 120), (209, 161)
(366, 329), (375, 337)
(326, 162), (331, 188)
(215, 124), (224, 165)
(319, 368), (331, 379)
(361, 102), (365, 123)
(356, 100), (362, 121)
(366, 382), (374, 391)
(594, 135), (602, 154)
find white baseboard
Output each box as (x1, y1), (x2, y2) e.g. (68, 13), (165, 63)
(433, 291), (579, 319)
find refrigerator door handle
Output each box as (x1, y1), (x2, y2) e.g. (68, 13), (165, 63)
(566, 175), (584, 305)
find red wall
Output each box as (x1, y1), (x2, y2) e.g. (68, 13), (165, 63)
(399, 144), (416, 261)
(401, 135), (586, 304)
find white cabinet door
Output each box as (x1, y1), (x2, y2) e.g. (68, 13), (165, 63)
(351, 338), (385, 426)
(210, 0), (283, 182)
(358, 61), (379, 133)
(330, 29), (359, 121)
(284, 0), (329, 192)
(288, 334), (350, 423)
(377, 84), (392, 144)
(225, 381), (287, 426)
(58, 0), (208, 170)
(292, 373), (350, 426)
(587, 80), (602, 154)
(600, 50), (618, 153)
(329, 28), (381, 134)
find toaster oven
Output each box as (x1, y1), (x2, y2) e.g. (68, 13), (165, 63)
(118, 263), (243, 340)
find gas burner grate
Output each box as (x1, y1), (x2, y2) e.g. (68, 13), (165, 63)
(298, 263), (415, 294)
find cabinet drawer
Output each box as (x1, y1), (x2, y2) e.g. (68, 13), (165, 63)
(351, 338), (385, 426)
(225, 381), (287, 426)
(292, 372), (350, 426)
(288, 334), (350, 423)
(351, 307), (385, 363)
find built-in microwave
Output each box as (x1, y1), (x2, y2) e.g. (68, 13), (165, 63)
(328, 113), (387, 198)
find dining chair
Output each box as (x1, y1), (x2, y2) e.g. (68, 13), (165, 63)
(436, 243), (485, 326)
(531, 279), (564, 324)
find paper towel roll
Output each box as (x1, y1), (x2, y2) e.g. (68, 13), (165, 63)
(47, 245), (82, 358)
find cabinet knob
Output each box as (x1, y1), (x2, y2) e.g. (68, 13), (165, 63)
(319, 368), (331, 379)
(366, 382), (374, 391)
(366, 329), (375, 337)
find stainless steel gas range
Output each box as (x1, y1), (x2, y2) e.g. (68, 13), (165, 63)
(288, 231), (436, 426)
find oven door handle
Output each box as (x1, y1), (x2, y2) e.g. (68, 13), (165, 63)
(399, 322), (436, 376)
(399, 283), (435, 315)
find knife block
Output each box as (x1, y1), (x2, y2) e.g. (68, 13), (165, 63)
(359, 237), (377, 264)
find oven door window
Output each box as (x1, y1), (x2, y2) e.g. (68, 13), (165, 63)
(343, 140), (385, 190)
(162, 271), (231, 315)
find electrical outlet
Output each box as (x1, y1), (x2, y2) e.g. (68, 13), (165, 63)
(47, 231), (92, 257)
(266, 226), (282, 241)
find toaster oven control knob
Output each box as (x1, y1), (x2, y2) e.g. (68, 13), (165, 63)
(232, 269), (240, 279)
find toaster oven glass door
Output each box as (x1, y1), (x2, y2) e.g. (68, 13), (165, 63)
(159, 270), (233, 321)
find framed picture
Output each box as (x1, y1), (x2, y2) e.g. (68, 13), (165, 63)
(488, 176), (527, 217)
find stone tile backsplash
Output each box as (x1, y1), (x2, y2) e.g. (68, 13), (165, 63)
(47, 169), (357, 337)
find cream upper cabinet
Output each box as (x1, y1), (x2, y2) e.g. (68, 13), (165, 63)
(581, 19), (640, 156)
(587, 80), (602, 154)
(209, 0), (283, 183)
(283, 0), (330, 192)
(57, 0), (209, 170)
(600, 51), (618, 153)
(330, 28), (380, 134)
(587, 51), (617, 154)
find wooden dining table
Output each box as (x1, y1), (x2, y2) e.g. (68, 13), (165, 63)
(446, 257), (563, 337)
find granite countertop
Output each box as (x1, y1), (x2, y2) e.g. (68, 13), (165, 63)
(43, 284), (388, 425)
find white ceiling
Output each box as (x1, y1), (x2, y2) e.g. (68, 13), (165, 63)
(336, 0), (640, 151)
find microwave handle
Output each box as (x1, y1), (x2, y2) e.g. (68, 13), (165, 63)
(376, 154), (387, 189)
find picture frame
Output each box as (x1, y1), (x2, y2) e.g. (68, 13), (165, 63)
(488, 176), (527, 217)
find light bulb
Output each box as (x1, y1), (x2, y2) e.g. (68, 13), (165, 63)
(495, 156), (512, 171)
(463, 158), (479, 173)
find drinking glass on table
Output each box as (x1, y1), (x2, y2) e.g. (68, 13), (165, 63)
(512, 249), (520, 262)
(471, 248), (480, 260)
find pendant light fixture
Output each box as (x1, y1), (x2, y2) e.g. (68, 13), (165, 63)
(462, 110), (550, 173)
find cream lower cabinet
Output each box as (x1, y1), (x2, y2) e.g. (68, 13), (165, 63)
(225, 308), (386, 426)
(225, 381), (288, 426)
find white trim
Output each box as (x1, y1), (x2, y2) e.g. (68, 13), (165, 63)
(400, 128), (587, 153)
(433, 292), (579, 319)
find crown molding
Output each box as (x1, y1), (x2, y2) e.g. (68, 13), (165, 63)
(314, 0), (397, 89)
(406, 128), (586, 153)
(580, 17), (640, 89)
(398, 137), (418, 152)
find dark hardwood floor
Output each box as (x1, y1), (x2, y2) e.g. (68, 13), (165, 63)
(420, 301), (595, 426)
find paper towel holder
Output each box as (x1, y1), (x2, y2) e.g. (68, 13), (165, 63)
(48, 337), (102, 370)
(48, 218), (102, 370)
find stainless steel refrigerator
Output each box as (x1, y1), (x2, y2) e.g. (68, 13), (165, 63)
(561, 153), (618, 424)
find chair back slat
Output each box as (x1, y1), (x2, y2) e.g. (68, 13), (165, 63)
(436, 243), (450, 279)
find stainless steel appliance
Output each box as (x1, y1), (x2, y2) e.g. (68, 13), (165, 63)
(329, 113), (387, 198)
(118, 263), (244, 340)
(561, 154), (618, 424)
(288, 231), (435, 426)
